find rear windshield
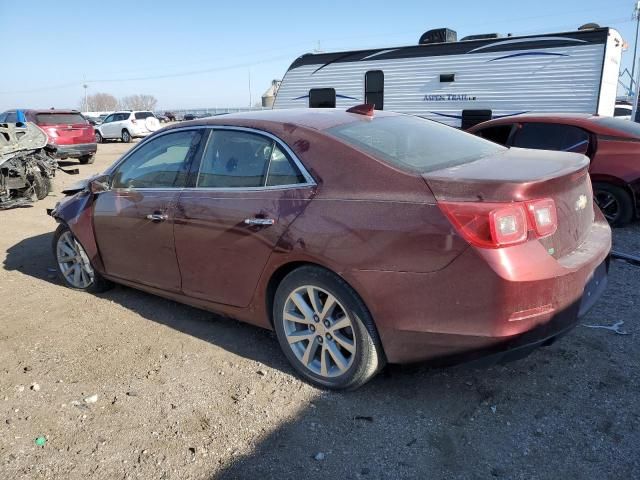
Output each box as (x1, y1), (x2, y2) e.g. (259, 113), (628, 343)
(134, 112), (155, 120)
(36, 113), (86, 125)
(595, 116), (640, 137)
(327, 115), (505, 172)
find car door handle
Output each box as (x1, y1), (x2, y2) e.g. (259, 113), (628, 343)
(146, 213), (168, 222)
(244, 217), (275, 226)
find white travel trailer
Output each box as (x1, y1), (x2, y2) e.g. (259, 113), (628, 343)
(273, 27), (624, 128)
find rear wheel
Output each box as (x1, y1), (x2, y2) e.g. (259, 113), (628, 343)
(273, 266), (385, 390)
(79, 155), (95, 165)
(121, 130), (131, 143)
(52, 224), (112, 293)
(593, 183), (633, 227)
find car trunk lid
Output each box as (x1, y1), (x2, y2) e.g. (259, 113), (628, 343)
(424, 147), (594, 257)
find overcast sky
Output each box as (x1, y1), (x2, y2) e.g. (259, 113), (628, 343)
(0, 0), (636, 111)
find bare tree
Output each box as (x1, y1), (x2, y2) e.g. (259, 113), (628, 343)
(80, 93), (118, 112)
(119, 94), (158, 111)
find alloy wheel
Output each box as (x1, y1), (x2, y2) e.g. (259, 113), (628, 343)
(594, 190), (619, 222)
(282, 286), (356, 378)
(56, 231), (95, 289)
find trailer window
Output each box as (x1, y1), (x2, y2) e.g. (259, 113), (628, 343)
(365, 71), (384, 110)
(309, 89), (336, 108)
(327, 115), (505, 173)
(512, 123), (590, 154)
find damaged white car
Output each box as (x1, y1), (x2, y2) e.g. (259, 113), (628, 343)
(0, 122), (58, 209)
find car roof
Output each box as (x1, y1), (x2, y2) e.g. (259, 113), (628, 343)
(168, 108), (400, 131)
(20, 109), (83, 114)
(469, 113), (640, 138)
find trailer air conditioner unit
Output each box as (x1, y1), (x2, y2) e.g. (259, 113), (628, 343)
(419, 28), (457, 45)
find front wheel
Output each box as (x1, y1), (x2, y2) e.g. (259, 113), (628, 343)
(95, 131), (103, 143)
(121, 130), (131, 143)
(52, 225), (112, 293)
(593, 183), (634, 227)
(29, 171), (51, 200)
(273, 266), (385, 390)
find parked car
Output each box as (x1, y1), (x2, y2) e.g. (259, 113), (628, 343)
(95, 111), (161, 143)
(164, 111), (176, 122)
(468, 113), (640, 226)
(0, 109), (96, 164)
(155, 113), (169, 123)
(182, 113), (196, 121)
(50, 107), (611, 390)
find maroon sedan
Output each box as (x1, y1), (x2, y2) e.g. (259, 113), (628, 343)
(468, 114), (640, 226)
(50, 107), (610, 389)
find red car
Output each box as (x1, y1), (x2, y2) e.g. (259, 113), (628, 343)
(468, 114), (640, 226)
(0, 109), (97, 164)
(50, 107), (610, 389)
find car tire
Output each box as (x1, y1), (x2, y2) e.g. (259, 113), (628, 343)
(593, 183), (634, 227)
(29, 171), (50, 200)
(79, 155), (95, 165)
(95, 131), (103, 143)
(52, 224), (113, 293)
(273, 265), (385, 390)
(121, 130), (131, 143)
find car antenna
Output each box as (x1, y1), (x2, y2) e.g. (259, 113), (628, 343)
(346, 104), (375, 117)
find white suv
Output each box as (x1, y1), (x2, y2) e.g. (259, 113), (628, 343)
(95, 111), (161, 143)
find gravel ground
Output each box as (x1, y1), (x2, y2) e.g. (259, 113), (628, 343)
(0, 141), (638, 480)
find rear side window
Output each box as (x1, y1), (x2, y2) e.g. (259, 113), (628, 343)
(327, 115), (505, 173)
(36, 113), (86, 125)
(512, 123), (590, 154)
(474, 124), (513, 145)
(309, 88), (336, 108)
(265, 145), (305, 186)
(135, 112), (154, 120)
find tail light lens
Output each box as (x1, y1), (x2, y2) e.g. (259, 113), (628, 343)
(526, 198), (557, 237)
(439, 198), (557, 249)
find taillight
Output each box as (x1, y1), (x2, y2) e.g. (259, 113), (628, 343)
(439, 198), (558, 249)
(45, 127), (58, 144)
(526, 198), (557, 238)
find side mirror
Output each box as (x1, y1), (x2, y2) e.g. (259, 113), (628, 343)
(89, 175), (110, 194)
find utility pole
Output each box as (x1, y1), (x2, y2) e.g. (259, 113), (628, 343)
(248, 69), (252, 108)
(632, 1), (640, 96)
(82, 82), (88, 112)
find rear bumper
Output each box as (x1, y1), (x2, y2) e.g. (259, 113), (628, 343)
(351, 213), (611, 364)
(54, 143), (97, 159)
(131, 129), (153, 138)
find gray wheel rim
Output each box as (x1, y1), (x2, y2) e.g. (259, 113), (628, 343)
(123, 131), (129, 142)
(96, 132), (101, 143)
(56, 231), (94, 288)
(283, 286), (356, 378)
(594, 191), (619, 222)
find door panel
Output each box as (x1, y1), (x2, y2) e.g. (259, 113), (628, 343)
(94, 190), (182, 290)
(174, 188), (313, 306)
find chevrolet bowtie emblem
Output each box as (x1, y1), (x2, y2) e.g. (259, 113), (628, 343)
(575, 194), (588, 211)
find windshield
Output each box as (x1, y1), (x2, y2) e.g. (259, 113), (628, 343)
(595, 116), (640, 137)
(326, 115), (505, 173)
(36, 113), (87, 125)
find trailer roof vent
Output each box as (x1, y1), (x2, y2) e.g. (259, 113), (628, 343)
(419, 28), (457, 45)
(460, 33), (501, 41)
(578, 23), (600, 30)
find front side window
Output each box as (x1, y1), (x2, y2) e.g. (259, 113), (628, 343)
(309, 88), (336, 108)
(111, 130), (203, 189)
(102, 114), (114, 123)
(512, 123), (590, 154)
(197, 130), (305, 188)
(327, 115), (505, 173)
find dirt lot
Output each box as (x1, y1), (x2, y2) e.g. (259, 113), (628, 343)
(0, 141), (638, 480)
